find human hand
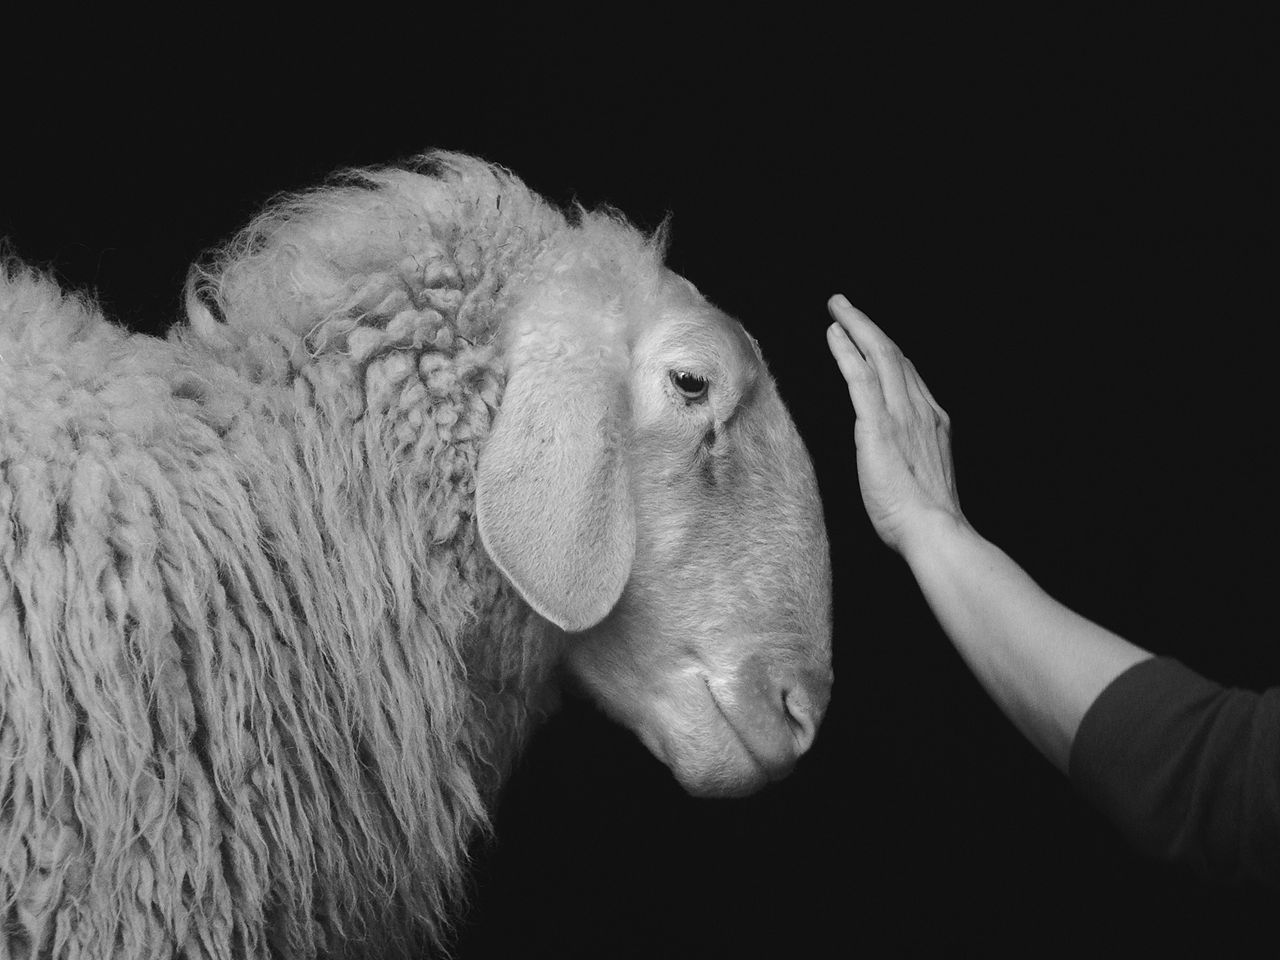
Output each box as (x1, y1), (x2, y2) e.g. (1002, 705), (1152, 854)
(825, 296), (965, 556)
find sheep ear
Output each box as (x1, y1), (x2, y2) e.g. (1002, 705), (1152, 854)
(476, 321), (635, 633)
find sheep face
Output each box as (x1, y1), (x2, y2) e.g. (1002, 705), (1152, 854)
(478, 242), (832, 798)
(568, 282), (832, 798)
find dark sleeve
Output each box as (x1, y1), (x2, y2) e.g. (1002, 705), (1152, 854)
(1068, 656), (1280, 887)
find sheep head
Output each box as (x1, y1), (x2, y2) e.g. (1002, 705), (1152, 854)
(477, 218), (832, 798)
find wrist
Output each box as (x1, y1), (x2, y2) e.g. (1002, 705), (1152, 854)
(897, 507), (978, 569)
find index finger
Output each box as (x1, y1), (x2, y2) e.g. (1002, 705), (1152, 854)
(827, 295), (903, 362)
(826, 319), (885, 416)
(828, 295), (911, 412)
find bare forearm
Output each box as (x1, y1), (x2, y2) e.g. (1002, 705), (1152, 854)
(902, 512), (1153, 772)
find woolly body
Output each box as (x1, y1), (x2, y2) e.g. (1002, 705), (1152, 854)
(0, 155), (628, 958)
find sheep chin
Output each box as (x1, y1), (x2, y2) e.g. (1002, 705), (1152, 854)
(660, 721), (773, 799)
(675, 763), (771, 801)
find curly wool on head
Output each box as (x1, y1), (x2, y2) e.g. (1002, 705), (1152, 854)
(0, 153), (669, 959)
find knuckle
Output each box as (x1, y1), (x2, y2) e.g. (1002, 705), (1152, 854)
(874, 340), (901, 362)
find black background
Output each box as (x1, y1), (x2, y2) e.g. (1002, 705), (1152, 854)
(4, 13), (1276, 955)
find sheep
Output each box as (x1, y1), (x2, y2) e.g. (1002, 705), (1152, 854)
(0, 152), (833, 959)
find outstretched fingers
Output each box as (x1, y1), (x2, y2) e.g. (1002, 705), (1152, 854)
(827, 296), (912, 413)
(826, 313), (883, 417)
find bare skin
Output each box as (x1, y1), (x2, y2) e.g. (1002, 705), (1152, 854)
(825, 295), (1152, 772)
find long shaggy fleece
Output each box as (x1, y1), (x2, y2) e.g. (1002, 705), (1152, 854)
(0, 154), (660, 958)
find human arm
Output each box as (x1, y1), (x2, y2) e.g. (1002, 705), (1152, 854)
(823, 294), (1151, 772)
(898, 511), (1152, 773)
(825, 295), (1280, 885)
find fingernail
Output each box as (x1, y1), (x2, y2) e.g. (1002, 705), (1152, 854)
(833, 294), (852, 309)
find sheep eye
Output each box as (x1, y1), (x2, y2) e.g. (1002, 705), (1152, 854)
(670, 370), (709, 401)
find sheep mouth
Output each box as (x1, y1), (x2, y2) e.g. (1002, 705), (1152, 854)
(700, 676), (793, 782)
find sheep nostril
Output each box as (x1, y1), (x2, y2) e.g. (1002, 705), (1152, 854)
(782, 689), (818, 754)
(780, 667), (831, 756)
